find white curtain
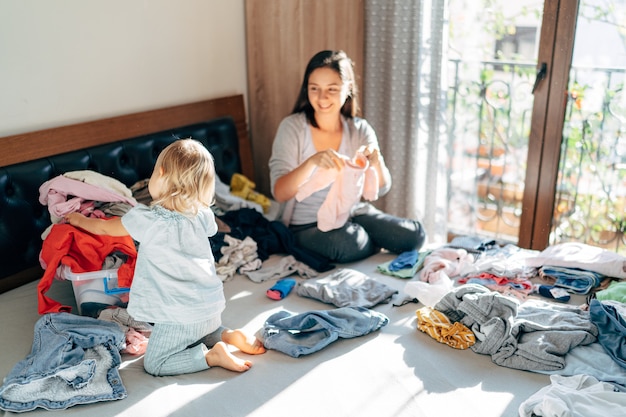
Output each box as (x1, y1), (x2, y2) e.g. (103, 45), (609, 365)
(363, 0), (449, 245)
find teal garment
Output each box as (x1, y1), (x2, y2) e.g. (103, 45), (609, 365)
(377, 260), (419, 279)
(377, 250), (431, 279)
(596, 280), (626, 304)
(122, 204), (225, 324)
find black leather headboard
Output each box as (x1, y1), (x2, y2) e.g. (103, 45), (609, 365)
(0, 116), (241, 284)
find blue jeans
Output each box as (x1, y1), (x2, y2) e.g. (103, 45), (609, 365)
(0, 313), (126, 412)
(589, 299), (626, 370)
(262, 307), (389, 357)
(291, 203), (426, 263)
(540, 266), (604, 294)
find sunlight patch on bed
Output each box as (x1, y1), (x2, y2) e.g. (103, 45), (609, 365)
(262, 345), (429, 416)
(420, 384), (514, 416)
(114, 383), (223, 417)
(229, 290), (253, 300)
(118, 355), (144, 370)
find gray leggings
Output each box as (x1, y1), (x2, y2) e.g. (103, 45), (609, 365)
(144, 317), (226, 376)
(291, 204), (426, 263)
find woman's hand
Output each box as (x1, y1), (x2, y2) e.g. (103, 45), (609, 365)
(358, 145), (381, 167)
(308, 149), (346, 170)
(273, 149), (346, 202)
(358, 144), (392, 194)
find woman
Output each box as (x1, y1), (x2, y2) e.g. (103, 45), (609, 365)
(269, 50), (426, 263)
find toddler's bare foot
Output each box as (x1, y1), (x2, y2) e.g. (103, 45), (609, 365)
(222, 329), (266, 355)
(205, 342), (252, 372)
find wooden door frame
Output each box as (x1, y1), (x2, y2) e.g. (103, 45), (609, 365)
(244, 0), (364, 196)
(518, 0), (580, 250)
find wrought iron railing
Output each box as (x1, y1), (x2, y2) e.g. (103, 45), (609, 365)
(446, 58), (626, 254)
(553, 65), (626, 253)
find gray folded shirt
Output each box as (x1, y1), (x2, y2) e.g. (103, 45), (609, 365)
(296, 268), (398, 308)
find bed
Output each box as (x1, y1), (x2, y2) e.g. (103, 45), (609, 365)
(1, 94), (624, 417)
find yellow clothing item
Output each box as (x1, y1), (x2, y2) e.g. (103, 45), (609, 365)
(415, 306), (475, 350)
(230, 173), (271, 213)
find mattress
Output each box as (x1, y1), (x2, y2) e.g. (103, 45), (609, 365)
(0, 251), (568, 417)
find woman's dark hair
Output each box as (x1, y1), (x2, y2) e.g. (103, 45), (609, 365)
(291, 50), (359, 128)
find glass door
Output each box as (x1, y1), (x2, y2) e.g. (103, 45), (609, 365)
(446, 0), (626, 254)
(548, 0), (626, 253)
(447, 0), (549, 243)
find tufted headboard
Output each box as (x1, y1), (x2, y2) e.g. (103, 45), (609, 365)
(0, 94), (253, 293)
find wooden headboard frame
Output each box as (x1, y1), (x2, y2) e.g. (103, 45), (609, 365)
(0, 94), (253, 293)
(0, 94), (254, 179)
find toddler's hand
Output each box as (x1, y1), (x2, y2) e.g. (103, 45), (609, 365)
(65, 212), (85, 226)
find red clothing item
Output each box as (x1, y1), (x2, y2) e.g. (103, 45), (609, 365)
(38, 223), (137, 314)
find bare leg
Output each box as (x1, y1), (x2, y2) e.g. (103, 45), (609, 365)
(205, 341), (252, 372)
(221, 329), (266, 355)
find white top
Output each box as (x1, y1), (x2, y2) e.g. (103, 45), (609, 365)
(122, 204), (224, 324)
(524, 242), (626, 279)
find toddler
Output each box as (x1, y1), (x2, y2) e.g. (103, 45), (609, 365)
(66, 139), (265, 376)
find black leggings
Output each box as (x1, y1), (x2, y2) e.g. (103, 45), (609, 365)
(290, 204), (426, 263)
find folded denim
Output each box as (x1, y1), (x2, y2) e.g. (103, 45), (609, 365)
(540, 265), (604, 294)
(262, 307), (389, 357)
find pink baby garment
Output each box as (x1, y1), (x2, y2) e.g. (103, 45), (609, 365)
(296, 152), (378, 232)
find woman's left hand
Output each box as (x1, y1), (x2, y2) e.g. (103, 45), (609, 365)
(358, 144), (391, 194)
(358, 145), (381, 167)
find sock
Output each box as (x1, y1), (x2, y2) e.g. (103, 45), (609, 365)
(267, 278), (297, 300)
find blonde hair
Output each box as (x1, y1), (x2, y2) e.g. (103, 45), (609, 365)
(150, 139), (216, 215)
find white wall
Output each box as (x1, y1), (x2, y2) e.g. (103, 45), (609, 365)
(0, 0), (247, 137)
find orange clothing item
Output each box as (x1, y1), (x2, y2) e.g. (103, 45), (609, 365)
(295, 153), (378, 232)
(37, 223), (137, 314)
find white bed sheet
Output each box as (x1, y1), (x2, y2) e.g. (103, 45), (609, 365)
(0, 252), (554, 417)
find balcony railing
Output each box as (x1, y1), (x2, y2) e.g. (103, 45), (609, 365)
(446, 58), (626, 254)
